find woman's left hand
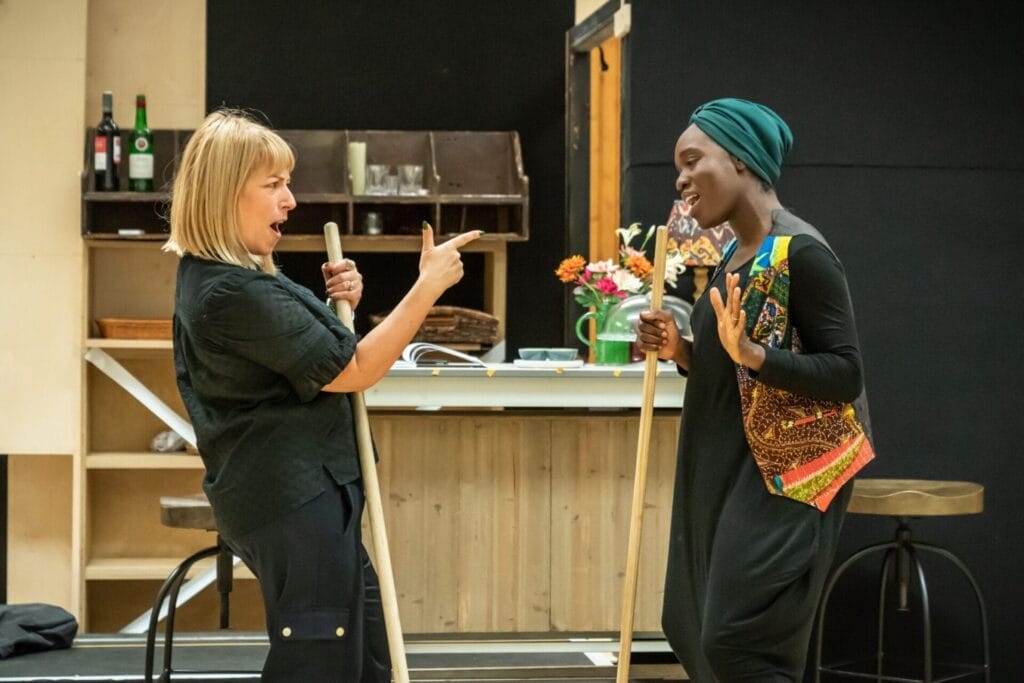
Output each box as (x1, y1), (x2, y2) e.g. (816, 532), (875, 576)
(322, 259), (363, 311)
(709, 272), (765, 371)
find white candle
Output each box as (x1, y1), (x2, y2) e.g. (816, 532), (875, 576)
(348, 141), (367, 195)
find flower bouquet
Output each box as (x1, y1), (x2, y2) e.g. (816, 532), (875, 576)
(556, 224), (687, 361)
(555, 223), (686, 311)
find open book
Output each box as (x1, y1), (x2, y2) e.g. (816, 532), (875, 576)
(392, 342), (489, 368)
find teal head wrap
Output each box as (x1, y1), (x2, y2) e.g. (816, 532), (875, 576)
(689, 98), (793, 186)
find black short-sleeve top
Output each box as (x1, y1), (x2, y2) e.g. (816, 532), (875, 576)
(172, 254), (359, 538)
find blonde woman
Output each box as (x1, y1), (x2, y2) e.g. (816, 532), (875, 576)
(164, 109), (480, 681)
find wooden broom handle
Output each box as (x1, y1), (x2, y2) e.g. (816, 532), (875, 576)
(324, 222), (409, 683)
(617, 225), (669, 683)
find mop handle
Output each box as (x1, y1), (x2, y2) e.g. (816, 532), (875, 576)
(324, 222), (410, 683)
(617, 225), (669, 683)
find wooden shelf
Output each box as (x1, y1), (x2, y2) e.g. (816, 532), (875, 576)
(438, 194), (526, 204)
(86, 452), (202, 469)
(83, 233), (519, 254)
(87, 338), (172, 350)
(82, 191), (168, 202)
(86, 557), (254, 581)
(82, 129), (529, 239)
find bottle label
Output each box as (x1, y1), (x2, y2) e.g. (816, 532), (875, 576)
(129, 153), (154, 180)
(95, 137), (107, 171)
(113, 137), (121, 164)
(133, 137), (150, 153)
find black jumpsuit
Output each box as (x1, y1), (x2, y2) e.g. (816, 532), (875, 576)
(661, 228), (865, 682)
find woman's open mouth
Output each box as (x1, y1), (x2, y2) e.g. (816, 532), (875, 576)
(270, 222), (282, 237)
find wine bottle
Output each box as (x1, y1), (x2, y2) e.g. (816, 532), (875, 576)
(128, 94), (154, 192)
(94, 91), (120, 191)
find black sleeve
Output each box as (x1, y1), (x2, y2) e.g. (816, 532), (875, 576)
(201, 272), (357, 402)
(755, 236), (864, 403)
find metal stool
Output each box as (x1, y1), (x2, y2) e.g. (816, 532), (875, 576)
(145, 493), (235, 683)
(815, 479), (989, 682)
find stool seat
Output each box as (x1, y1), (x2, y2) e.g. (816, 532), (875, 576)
(160, 493), (216, 531)
(848, 478), (983, 517)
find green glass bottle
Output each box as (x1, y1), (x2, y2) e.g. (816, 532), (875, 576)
(128, 94), (154, 192)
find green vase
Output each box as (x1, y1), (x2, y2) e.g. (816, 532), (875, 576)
(574, 299), (634, 365)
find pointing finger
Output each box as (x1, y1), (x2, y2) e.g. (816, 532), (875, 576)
(443, 229), (485, 250)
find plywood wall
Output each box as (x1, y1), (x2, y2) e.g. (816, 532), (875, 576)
(85, 0), (206, 130)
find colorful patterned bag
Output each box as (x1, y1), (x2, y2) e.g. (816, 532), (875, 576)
(731, 234), (874, 511)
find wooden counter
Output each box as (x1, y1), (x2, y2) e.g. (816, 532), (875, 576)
(367, 408), (682, 634)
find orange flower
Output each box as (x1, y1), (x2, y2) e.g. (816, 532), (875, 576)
(555, 255), (587, 283)
(625, 253), (653, 279)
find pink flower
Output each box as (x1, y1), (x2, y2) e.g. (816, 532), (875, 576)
(588, 259), (617, 273)
(595, 277), (619, 295)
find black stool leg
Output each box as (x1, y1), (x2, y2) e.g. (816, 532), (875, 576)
(815, 540), (896, 682)
(144, 545), (220, 683)
(215, 535), (233, 629)
(875, 548), (895, 681)
(903, 543), (934, 682)
(915, 542), (992, 683)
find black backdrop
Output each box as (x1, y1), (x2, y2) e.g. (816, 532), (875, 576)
(620, 0), (1023, 676)
(207, 0), (573, 350)
(209, 0), (1023, 675)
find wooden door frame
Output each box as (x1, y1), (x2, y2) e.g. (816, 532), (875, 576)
(564, 0), (627, 346)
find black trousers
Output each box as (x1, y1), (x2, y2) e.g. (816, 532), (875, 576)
(223, 474), (391, 682)
(662, 454), (853, 682)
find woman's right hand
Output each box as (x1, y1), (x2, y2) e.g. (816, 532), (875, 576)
(417, 222), (482, 296)
(637, 309), (681, 361)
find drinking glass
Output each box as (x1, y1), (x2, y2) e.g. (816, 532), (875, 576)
(366, 164), (389, 194)
(398, 164), (424, 195)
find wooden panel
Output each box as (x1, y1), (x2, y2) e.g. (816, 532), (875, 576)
(0, 253), (82, 454)
(550, 413), (679, 632)
(370, 413), (551, 633)
(589, 36), (621, 263)
(87, 579), (266, 634)
(483, 246), (508, 340)
(86, 359), (186, 452)
(85, 0), (206, 130)
(87, 469), (207, 560)
(6, 455), (74, 608)
(2, 0), (87, 456)
(88, 245), (178, 329)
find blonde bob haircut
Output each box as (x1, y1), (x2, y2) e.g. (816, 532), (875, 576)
(163, 109), (294, 274)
